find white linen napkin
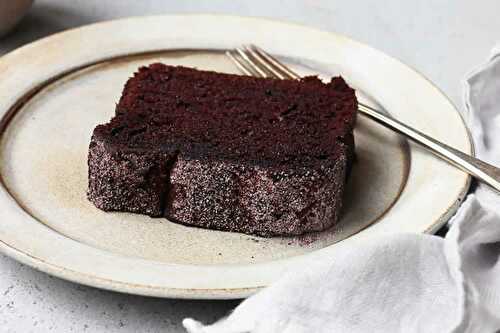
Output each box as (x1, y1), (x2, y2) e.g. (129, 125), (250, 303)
(183, 46), (500, 333)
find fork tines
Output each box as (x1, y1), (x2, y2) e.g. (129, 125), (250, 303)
(226, 45), (300, 80)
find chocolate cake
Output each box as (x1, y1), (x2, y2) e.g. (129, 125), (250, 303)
(88, 63), (357, 237)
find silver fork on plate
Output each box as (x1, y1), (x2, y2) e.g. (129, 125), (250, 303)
(226, 45), (500, 193)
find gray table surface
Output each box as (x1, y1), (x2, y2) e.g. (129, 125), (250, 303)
(0, 1), (498, 332)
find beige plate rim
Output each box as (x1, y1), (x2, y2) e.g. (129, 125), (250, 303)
(0, 14), (472, 299)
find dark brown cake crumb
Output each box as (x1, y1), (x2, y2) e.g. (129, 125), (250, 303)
(87, 64), (357, 237)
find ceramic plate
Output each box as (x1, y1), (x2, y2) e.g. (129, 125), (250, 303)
(0, 15), (471, 299)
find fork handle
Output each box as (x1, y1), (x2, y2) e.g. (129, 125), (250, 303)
(359, 103), (500, 192)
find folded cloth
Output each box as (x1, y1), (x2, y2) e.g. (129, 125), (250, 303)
(183, 46), (500, 333)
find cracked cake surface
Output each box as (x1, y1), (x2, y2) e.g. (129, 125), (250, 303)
(87, 63), (357, 237)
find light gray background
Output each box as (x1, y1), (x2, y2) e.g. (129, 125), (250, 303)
(0, 1), (498, 332)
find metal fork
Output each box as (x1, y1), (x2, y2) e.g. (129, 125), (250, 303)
(226, 44), (500, 193)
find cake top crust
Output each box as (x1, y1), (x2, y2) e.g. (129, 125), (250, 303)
(93, 63), (357, 167)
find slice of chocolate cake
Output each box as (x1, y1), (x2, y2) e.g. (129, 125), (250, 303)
(88, 63), (357, 237)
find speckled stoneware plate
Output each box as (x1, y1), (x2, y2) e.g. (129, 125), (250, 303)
(0, 15), (471, 299)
